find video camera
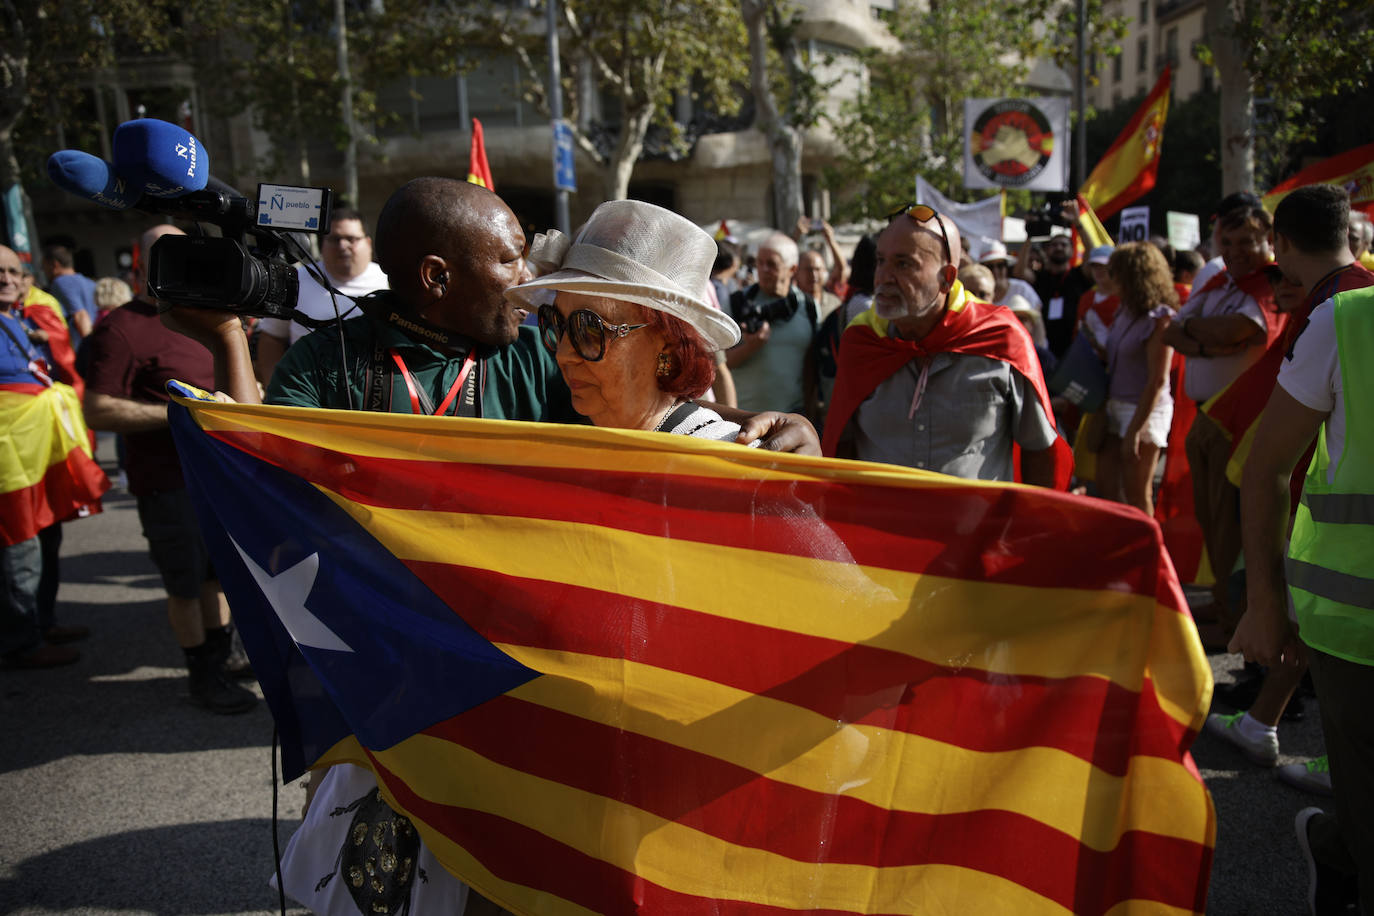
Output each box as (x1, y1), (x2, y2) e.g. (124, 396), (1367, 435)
(47, 119), (335, 322)
(736, 294), (797, 334)
(1024, 194), (1075, 238)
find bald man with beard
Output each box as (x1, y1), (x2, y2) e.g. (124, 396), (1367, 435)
(82, 224), (258, 714)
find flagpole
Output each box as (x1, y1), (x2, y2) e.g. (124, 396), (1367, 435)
(547, 0), (571, 236)
(1074, 0), (1087, 190)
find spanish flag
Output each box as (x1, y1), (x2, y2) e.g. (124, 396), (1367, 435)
(1072, 194), (1115, 267)
(0, 384), (108, 546)
(1080, 68), (1171, 221)
(169, 391), (1215, 915)
(1262, 140), (1374, 217)
(467, 117), (494, 190)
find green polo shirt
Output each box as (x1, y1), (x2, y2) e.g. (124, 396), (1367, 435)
(265, 310), (580, 425)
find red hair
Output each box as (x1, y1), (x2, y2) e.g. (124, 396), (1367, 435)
(642, 307), (716, 399)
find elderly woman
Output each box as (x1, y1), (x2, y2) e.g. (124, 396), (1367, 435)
(505, 200), (744, 439)
(1096, 242), (1178, 514)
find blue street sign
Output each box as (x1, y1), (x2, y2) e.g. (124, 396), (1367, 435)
(553, 120), (577, 193)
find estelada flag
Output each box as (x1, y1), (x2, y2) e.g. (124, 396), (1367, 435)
(1263, 141), (1374, 217)
(168, 388), (1215, 915)
(1080, 67), (1171, 221)
(0, 384), (108, 546)
(467, 118), (494, 190)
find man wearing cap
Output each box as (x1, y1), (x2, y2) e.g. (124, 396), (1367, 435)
(1077, 244), (1120, 349)
(979, 241), (1043, 314)
(821, 208), (1069, 487)
(1162, 204), (1278, 630)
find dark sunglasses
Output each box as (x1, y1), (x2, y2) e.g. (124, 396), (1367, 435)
(538, 303), (648, 361)
(887, 203), (952, 264)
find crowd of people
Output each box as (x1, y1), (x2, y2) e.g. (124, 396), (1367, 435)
(2, 173), (1370, 913)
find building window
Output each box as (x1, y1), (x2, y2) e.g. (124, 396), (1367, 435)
(1165, 28), (1178, 67)
(1113, 54), (1123, 82)
(1137, 37), (1148, 72)
(1139, 0), (1148, 22)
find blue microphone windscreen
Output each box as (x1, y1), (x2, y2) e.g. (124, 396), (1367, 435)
(113, 119), (209, 198)
(47, 150), (136, 211)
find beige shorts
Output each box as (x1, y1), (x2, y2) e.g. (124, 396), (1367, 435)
(1105, 397), (1173, 448)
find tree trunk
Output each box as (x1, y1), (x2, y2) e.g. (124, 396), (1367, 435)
(600, 89), (653, 201)
(334, 0), (359, 206)
(1205, 0), (1254, 194)
(742, 0), (804, 231)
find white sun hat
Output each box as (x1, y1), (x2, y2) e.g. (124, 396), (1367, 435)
(504, 199), (741, 351)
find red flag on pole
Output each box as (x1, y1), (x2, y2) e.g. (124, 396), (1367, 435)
(468, 118), (494, 191)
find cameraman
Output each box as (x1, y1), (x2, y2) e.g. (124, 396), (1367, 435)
(725, 232), (819, 415)
(1017, 232), (1091, 360)
(82, 224), (257, 714)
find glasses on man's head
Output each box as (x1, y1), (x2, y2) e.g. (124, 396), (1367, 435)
(538, 303), (648, 361)
(887, 203), (952, 264)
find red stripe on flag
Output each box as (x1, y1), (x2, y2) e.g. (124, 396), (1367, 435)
(409, 562), (1196, 775)
(419, 695), (1210, 914)
(209, 430), (1171, 600)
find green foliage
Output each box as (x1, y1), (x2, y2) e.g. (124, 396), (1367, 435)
(1204, 0), (1374, 186)
(3, 0), (185, 184)
(825, 0), (1127, 222)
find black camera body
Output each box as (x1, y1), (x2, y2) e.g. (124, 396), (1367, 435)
(1024, 195), (1075, 238)
(147, 183), (332, 320)
(736, 293), (797, 334)
(149, 235), (300, 319)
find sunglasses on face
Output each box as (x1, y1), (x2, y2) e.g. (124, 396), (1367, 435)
(538, 303), (648, 361)
(887, 203), (952, 264)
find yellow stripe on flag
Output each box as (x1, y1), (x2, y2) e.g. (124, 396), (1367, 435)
(0, 386), (91, 493)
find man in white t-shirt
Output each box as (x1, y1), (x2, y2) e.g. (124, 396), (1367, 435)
(1233, 290), (1373, 914)
(254, 208), (389, 385)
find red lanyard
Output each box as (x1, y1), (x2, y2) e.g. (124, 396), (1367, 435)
(388, 348), (475, 416)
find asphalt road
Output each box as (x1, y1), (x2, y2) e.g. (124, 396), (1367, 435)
(0, 440), (1330, 915)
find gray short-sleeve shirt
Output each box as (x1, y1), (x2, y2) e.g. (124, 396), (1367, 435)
(846, 352), (1058, 481)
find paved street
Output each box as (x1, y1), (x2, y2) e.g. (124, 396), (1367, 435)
(0, 440), (1332, 915)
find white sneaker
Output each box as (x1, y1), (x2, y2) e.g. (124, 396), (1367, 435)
(1279, 755), (1333, 796)
(1203, 711), (1279, 766)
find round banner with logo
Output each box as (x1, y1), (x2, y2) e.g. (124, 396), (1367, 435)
(963, 97), (1070, 192)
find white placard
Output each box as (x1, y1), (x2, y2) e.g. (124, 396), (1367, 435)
(1118, 206), (1151, 243)
(1166, 211), (1201, 251)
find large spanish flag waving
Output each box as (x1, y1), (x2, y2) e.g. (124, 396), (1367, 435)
(1080, 68), (1171, 221)
(169, 390), (1215, 915)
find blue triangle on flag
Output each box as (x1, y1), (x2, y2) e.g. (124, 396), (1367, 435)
(170, 403), (539, 780)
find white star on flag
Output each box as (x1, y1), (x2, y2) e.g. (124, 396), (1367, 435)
(230, 537), (353, 653)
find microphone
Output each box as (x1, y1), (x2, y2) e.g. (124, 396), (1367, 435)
(113, 118), (209, 199)
(46, 150), (138, 211)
